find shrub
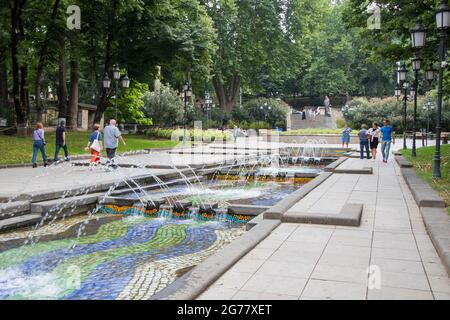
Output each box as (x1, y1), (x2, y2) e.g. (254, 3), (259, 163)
(143, 84), (184, 127)
(146, 128), (231, 142)
(341, 96), (450, 133)
(232, 98), (289, 128)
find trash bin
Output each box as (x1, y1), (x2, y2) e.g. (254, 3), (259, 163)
(443, 135), (449, 145)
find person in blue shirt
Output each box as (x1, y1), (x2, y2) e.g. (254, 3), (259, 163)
(342, 126), (352, 148)
(380, 119), (395, 163)
(85, 124), (103, 167)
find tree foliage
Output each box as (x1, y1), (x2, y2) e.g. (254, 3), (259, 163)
(143, 83), (184, 127)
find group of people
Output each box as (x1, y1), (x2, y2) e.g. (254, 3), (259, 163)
(32, 121), (70, 168)
(31, 119), (126, 169)
(85, 120), (126, 169)
(299, 107), (321, 121)
(342, 119), (395, 163)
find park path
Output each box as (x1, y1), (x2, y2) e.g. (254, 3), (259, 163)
(198, 157), (450, 300)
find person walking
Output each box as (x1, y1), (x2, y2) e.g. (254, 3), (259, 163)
(358, 124), (371, 160)
(341, 126), (352, 148)
(232, 125), (240, 143)
(53, 120), (70, 162)
(85, 124), (102, 168)
(368, 122), (381, 161)
(103, 119), (126, 169)
(32, 122), (48, 168)
(380, 119), (395, 163)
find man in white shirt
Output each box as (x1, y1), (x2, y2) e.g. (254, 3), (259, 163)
(103, 119), (126, 168)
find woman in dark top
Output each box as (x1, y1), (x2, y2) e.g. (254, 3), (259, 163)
(368, 122), (381, 161)
(32, 122), (48, 168)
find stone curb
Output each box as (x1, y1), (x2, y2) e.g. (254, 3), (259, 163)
(283, 203), (363, 227)
(324, 157), (347, 172)
(394, 155), (413, 168)
(263, 172), (333, 220)
(0, 201), (30, 218)
(401, 167), (445, 208)
(334, 167), (373, 175)
(420, 207), (450, 277)
(227, 204), (271, 216)
(0, 147), (177, 170)
(397, 159), (450, 276)
(151, 219), (281, 300)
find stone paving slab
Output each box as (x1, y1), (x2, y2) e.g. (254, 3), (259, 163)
(283, 203), (363, 227)
(198, 156), (450, 300)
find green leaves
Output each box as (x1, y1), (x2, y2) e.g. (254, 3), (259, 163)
(142, 83), (184, 127)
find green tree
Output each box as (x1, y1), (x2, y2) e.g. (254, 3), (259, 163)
(104, 81), (152, 125)
(143, 83), (184, 127)
(207, 0), (294, 113)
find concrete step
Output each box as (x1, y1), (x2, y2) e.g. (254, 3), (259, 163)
(31, 193), (103, 220)
(0, 214), (42, 232)
(0, 201), (31, 221)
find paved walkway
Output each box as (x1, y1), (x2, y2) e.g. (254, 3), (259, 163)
(198, 157), (450, 300)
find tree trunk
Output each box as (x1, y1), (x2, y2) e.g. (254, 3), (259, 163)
(212, 72), (241, 114)
(68, 60), (78, 131)
(93, 0), (118, 125)
(19, 64), (29, 121)
(9, 0), (27, 126)
(34, 0), (61, 122)
(0, 47), (8, 122)
(57, 48), (68, 119)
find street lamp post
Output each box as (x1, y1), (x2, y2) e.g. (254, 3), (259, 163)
(398, 63), (409, 150)
(403, 82), (410, 150)
(102, 65), (130, 121)
(205, 92), (212, 127)
(410, 19), (426, 157)
(259, 103), (271, 129)
(411, 57), (422, 157)
(423, 100), (435, 146)
(433, 0), (450, 177)
(424, 63), (437, 147)
(182, 81), (192, 145)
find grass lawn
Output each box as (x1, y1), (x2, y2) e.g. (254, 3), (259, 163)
(402, 144), (450, 215)
(0, 132), (179, 165)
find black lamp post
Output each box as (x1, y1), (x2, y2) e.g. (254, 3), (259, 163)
(410, 19), (426, 157)
(433, 0), (450, 178)
(102, 65), (130, 121)
(181, 81), (192, 145)
(423, 100), (435, 146)
(397, 63), (409, 150)
(259, 103), (271, 129)
(426, 63), (437, 87)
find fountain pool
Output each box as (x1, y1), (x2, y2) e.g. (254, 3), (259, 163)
(0, 156), (328, 300)
(0, 213), (244, 300)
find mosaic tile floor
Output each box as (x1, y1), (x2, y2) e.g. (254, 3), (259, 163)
(0, 214), (244, 300)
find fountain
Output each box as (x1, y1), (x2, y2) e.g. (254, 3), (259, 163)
(0, 140), (345, 300)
